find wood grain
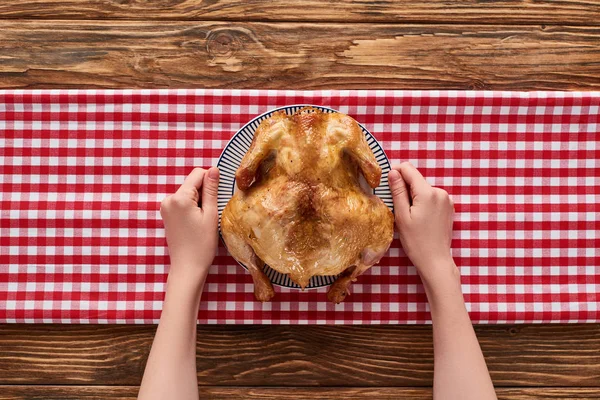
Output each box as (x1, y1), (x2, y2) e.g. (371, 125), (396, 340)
(0, 1), (598, 25)
(2, 386), (600, 400)
(0, 21), (599, 90)
(495, 388), (600, 399)
(1, 324), (599, 387)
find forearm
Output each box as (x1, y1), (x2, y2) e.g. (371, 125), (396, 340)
(138, 267), (208, 400)
(423, 261), (496, 400)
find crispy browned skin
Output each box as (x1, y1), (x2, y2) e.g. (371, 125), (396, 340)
(221, 108), (394, 303)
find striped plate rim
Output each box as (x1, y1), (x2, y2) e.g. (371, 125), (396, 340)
(217, 105), (393, 289)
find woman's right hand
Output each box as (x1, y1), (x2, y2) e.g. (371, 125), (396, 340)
(388, 162), (458, 288)
(389, 163), (497, 400)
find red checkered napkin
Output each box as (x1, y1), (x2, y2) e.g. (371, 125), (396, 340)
(0, 89), (598, 324)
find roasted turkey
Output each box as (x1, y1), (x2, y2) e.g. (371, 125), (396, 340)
(221, 107), (394, 303)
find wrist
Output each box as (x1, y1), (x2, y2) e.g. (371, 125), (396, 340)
(166, 264), (209, 297)
(417, 258), (462, 299)
(162, 270), (205, 323)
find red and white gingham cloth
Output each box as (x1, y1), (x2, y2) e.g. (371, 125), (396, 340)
(0, 89), (598, 324)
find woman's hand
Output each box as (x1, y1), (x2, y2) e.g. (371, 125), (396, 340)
(389, 162), (497, 400)
(160, 167), (220, 277)
(139, 167), (221, 400)
(388, 162), (457, 287)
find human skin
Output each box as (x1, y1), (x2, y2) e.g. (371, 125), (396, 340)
(388, 162), (497, 400)
(138, 162), (497, 400)
(137, 167), (219, 400)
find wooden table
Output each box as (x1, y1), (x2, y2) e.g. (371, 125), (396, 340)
(0, 2), (599, 399)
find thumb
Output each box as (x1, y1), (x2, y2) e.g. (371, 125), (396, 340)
(202, 167), (220, 214)
(388, 168), (410, 222)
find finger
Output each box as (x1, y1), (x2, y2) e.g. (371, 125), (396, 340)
(388, 168), (410, 222)
(201, 167), (220, 214)
(174, 168), (206, 206)
(398, 162), (430, 200)
(178, 168), (206, 193)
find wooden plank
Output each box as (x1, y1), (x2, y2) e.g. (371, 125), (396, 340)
(0, 386), (429, 400)
(0, 1), (598, 25)
(0, 386), (138, 400)
(1, 324), (599, 387)
(2, 386), (600, 400)
(0, 325), (153, 386)
(0, 21), (599, 90)
(496, 388), (600, 399)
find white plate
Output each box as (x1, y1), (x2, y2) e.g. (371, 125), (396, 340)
(217, 105), (393, 289)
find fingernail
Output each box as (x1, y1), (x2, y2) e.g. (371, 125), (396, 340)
(208, 167), (219, 180)
(388, 169), (400, 183)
